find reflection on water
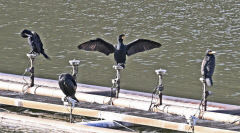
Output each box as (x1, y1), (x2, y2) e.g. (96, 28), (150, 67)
(0, 0), (239, 107)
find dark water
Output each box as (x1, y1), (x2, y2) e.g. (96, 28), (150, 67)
(0, 0), (239, 119)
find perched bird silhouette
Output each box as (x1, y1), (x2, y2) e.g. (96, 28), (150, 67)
(58, 73), (79, 102)
(201, 49), (216, 86)
(21, 29), (50, 59)
(78, 34), (161, 68)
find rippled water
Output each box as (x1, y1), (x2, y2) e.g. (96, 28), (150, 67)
(0, 0), (239, 106)
(0, 0), (239, 132)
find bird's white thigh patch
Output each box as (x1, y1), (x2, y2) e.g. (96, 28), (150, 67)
(205, 78), (212, 87)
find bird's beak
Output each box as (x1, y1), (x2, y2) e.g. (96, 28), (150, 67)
(25, 33), (32, 37)
(209, 51), (216, 54)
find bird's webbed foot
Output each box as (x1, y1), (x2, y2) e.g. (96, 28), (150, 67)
(29, 51), (34, 54)
(117, 63), (125, 69)
(62, 97), (69, 106)
(61, 96), (68, 102)
(29, 51), (38, 55)
(65, 97), (77, 107)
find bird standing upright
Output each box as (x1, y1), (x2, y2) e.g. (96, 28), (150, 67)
(201, 49), (216, 86)
(58, 73), (79, 102)
(78, 34), (161, 68)
(59, 73), (79, 123)
(21, 29), (50, 59)
(114, 34), (127, 68)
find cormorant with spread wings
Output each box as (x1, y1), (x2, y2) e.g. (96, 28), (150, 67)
(78, 34), (161, 68)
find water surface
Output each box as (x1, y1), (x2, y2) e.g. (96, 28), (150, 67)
(0, 0), (239, 106)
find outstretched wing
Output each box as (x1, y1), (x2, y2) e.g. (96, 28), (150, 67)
(78, 38), (115, 55)
(32, 32), (44, 53)
(126, 39), (161, 56)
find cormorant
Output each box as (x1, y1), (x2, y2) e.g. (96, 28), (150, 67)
(58, 73), (79, 102)
(78, 34), (161, 68)
(201, 49), (216, 86)
(21, 29), (50, 59)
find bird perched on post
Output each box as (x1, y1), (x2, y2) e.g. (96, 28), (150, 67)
(78, 34), (161, 68)
(201, 49), (216, 86)
(21, 29), (50, 59)
(58, 73), (79, 103)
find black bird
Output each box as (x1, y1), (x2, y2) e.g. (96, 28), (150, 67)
(78, 34), (161, 68)
(201, 49), (216, 86)
(58, 73), (79, 102)
(21, 29), (50, 59)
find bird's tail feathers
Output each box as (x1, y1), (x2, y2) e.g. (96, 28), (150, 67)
(71, 95), (79, 103)
(41, 50), (50, 60)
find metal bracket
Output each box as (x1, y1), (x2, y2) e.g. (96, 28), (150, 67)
(111, 64), (124, 98)
(149, 68), (167, 110)
(199, 77), (212, 112)
(186, 115), (198, 132)
(155, 68), (166, 105)
(26, 53), (39, 87)
(62, 97), (77, 123)
(69, 59), (80, 81)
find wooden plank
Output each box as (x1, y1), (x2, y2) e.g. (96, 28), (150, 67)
(0, 96), (238, 133)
